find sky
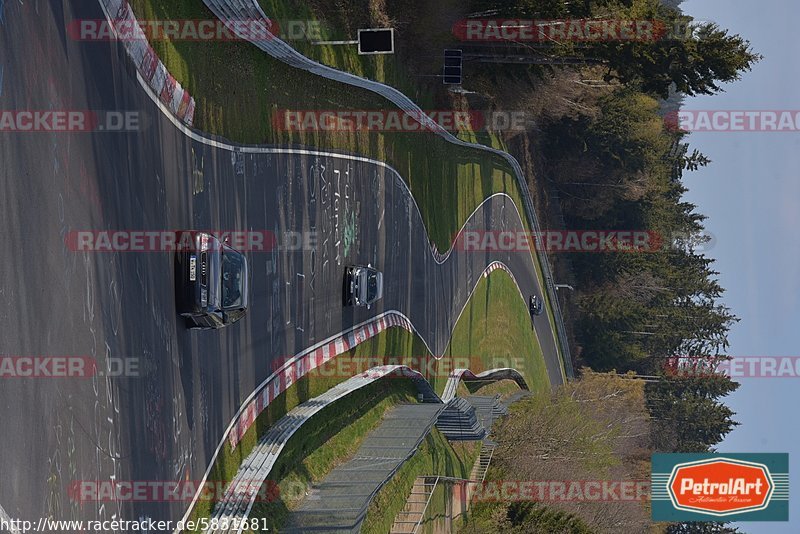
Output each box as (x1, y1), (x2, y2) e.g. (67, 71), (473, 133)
(679, 1), (798, 532)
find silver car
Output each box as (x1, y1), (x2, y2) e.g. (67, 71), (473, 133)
(345, 265), (384, 309)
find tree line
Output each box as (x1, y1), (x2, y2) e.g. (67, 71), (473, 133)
(459, 0), (759, 532)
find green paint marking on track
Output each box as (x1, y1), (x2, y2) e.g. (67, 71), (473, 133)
(343, 212), (357, 257)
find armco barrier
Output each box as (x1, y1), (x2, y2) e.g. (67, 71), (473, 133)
(226, 263), (525, 451)
(441, 367), (529, 403)
(206, 365), (441, 534)
(227, 311), (418, 449)
(205, 362), (529, 534)
(97, 0), (196, 125)
(201, 0), (572, 379)
(94, 1), (572, 528)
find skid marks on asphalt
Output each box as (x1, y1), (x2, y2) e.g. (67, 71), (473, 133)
(191, 147), (204, 195)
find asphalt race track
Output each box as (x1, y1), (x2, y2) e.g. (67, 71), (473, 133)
(0, 0), (562, 529)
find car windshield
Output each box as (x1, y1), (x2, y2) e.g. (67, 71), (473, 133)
(366, 272), (379, 301)
(221, 249), (245, 309)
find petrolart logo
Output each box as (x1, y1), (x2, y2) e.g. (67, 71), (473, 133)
(669, 458), (773, 514)
(652, 453), (789, 521)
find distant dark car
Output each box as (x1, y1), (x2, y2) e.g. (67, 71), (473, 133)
(529, 294), (543, 318)
(345, 265), (384, 309)
(175, 232), (249, 329)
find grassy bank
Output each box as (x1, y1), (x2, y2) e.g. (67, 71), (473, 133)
(427, 270), (552, 395)
(185, 270), (551, 528)
(185, 327), (427, 528)
(129, 0), (569, 378)
(247, 378), (420, 531)
(465, 378), (522, 398)
(128, 0), (522, 252)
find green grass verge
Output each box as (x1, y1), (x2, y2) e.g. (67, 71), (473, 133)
(360, 430), (479, 534)
(129, 0), (570, 377)
(257, 0), (409, 97)
(184, 327), (427, 530)
(184, 266), (551, 529)
(426, 270), (552, 396)
(127, 0), (524, 252)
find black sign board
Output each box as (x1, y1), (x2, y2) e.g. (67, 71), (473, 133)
(358, 29), (395, 55)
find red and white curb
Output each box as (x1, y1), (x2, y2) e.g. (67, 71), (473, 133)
(484, 260), (515, 280)
(208, 364), (439, 534)
(212, 363), (530, 534)
(130, 59), (548, 532)
(98, 0), (196, 125)
(228, 261), (525, 449)
(228, 312), (415, 448)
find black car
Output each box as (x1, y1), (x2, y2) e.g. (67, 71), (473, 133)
(529, 294), (543, 318)
(345, 265), (384, 309)
(175, 232), (249, 329)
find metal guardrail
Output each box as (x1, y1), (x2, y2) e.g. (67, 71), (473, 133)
(200, 0), (574, 381)
(413, 476), (439, 534)
(204, 365), (440, 534)
(392, 432), (497, 532)
(441, 368), (529, 403)
(204, 364), (530, 532)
